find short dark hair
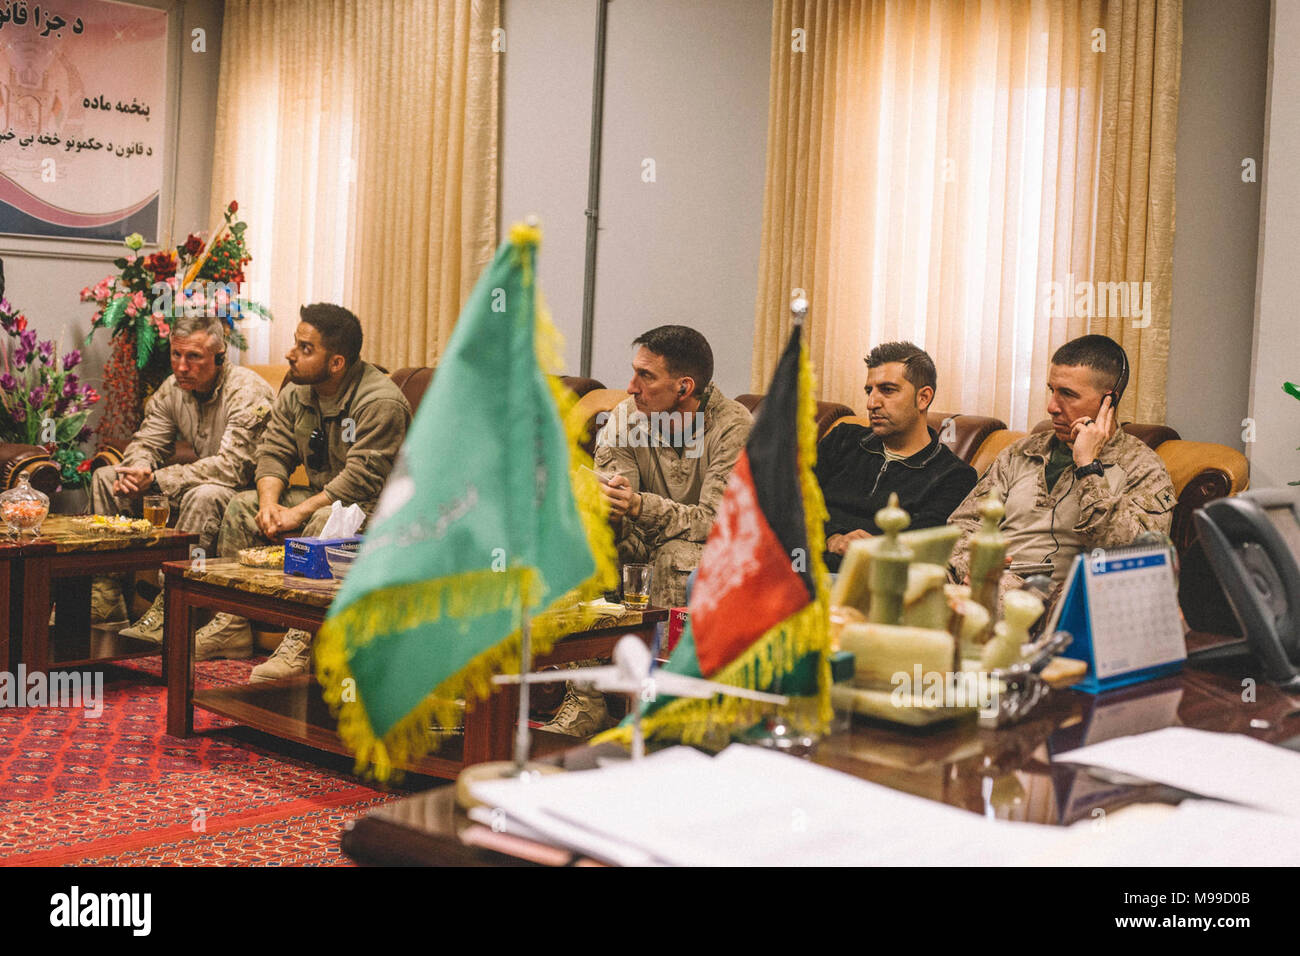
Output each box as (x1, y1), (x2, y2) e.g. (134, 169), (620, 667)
(299, 303), (363, 366)
(632, 325), (714, 394)
(1051, 334), (1126, 391)
(865, 341), (936, 395)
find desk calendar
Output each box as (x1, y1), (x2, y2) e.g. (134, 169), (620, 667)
(1046, 545), (1186, 692)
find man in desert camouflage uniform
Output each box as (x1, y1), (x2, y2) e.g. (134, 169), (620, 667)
(948, 335), (1177, 606)
(538, 326), (751, 738)
(90, 315), (274, 638)
(595, 325), (753, 610)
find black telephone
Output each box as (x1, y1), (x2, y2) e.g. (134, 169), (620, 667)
(1194, 488), (1300, 690)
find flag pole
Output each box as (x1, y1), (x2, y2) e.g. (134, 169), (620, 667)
(512, 608), (534, 771)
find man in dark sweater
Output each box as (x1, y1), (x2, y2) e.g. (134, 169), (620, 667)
(815, 342), (977, 571)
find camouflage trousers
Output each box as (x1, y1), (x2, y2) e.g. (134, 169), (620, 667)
(215, 488), (342, 558)
(90, 465), (235, 556)
(617, 536), (702, 609)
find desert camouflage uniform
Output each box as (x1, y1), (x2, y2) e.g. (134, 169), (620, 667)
(90, 363), (275, 554)
(216, 360), (411, 557)
(594, 384), (752, 608)
(948, 428), (1178, 604)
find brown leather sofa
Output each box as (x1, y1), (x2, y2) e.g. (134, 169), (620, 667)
(0, 443), (61, 496)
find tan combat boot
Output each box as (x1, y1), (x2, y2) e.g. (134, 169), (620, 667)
(249, 628), (313, 683)
(193, 613), (253, 660)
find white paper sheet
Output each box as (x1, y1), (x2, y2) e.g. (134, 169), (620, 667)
(472, 745), (1069, 866)
(1054, 726), (1300, 817)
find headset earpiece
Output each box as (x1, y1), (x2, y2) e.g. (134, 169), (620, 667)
(215, 351), (226, 366)
(678, 384), (687, 397)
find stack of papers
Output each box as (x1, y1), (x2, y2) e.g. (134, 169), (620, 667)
(469, 727), (1300, 865)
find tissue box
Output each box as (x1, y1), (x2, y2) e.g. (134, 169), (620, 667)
(284, 536), (362, 578)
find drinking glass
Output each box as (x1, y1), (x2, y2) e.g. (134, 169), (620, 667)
(621, 564), (652, 609)
(143, 494), (170, 529)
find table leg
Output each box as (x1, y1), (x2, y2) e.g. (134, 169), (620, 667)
(20, 554), (52, 675)
(0, 560), (11, 671)
(165, 580), (195, 738)
(51, 575), (91, 652)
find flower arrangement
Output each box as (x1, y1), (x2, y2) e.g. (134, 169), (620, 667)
(0, 299), (99, 488)
(80, 201), (270, 370)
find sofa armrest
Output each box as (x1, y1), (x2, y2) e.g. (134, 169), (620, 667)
(0, 443), (61, 496)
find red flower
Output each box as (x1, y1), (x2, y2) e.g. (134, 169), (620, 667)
(183, 234), (204, 257)
(76, 459), (93, 473)
(143, 251), (177, 280)
(15, 315), (26, 332)
(228, 200), (238, 213)
(84, 387), (100, 404)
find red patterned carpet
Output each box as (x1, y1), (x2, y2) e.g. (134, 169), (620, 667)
(0, 657), (418, 866)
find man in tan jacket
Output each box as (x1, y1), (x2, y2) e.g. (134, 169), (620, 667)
(197, 303), (411, 681)
(948, 335), (1178, 607)
(90, 314), (275, 638)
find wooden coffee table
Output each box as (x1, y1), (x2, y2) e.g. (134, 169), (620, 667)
(12, 515), (197, 673)
(162, 558), (668, 779)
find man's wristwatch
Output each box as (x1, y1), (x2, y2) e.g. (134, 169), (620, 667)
(1074, 460), (1105, 479)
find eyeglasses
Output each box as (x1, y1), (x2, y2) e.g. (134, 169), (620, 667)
(307, 427), (328, 471)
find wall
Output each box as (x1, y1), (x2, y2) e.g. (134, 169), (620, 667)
(0, 0), (224, 417)
(1247, 0), (1300, 489)
(500, 0), (772, 397)
(1166, 0), (1270, 454)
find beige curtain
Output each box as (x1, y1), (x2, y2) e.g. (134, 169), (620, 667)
(211, 0), (499, 370)
(754, 0), (1181, 428)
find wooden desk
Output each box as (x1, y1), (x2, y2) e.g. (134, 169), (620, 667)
(341, 631), (1300, 864)
(162, 558), (668, 778)
(11, 516), (196, 673)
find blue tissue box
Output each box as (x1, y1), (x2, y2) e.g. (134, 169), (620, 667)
(283, 536), (362, 578)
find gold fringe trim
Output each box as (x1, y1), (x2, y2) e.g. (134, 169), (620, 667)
(314, 253), (618, 782)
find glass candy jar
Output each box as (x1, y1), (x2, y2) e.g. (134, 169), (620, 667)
(0, 474), (50, 537)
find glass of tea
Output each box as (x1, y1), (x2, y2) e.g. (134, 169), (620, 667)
(143, 494), (170, 529)
(621, 563), (652, 610)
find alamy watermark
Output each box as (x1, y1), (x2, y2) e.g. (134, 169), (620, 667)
(890, 666), (999, 718)
(1041, 273), (1153, 328)
(0, 666), (103, 718)
(595, 404), (705, 459)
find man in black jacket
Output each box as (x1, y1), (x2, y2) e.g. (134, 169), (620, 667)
(815, 342), (977, 571)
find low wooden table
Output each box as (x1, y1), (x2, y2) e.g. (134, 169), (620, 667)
(10, 516), (196, 673)
(162, 558), (668, 779)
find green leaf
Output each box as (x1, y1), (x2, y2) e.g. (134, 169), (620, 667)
(136, 313), (158, 369)
(237, 300), (272, 321)
(99, 296), (130, 332)
(56, 410), (89, 443)
(113, 258), (128, 269)
(1284, 381), (1300, 402)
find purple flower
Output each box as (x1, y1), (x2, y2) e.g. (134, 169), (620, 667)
(36, 341), (54, 364)
(30, 384), (47, 407)
(61, 349), (81, 370)
(62, 375), (80, 397)
(76, 426), (93, 443)
(17, 329), (36, 351)
(0, 374), (14, 391)
(10, 406), (24, 423)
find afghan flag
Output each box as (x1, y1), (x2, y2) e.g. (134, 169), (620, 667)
(599, 325), (832, 744)
(315, 224), (618, 779)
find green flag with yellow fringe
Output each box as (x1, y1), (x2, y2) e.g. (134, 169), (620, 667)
(315, 224), (617, 779)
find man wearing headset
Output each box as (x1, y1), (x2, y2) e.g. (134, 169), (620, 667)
(196, 303), (411, 680)
(948, 334), (1177, 606)
(90, 314), (275, 639)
